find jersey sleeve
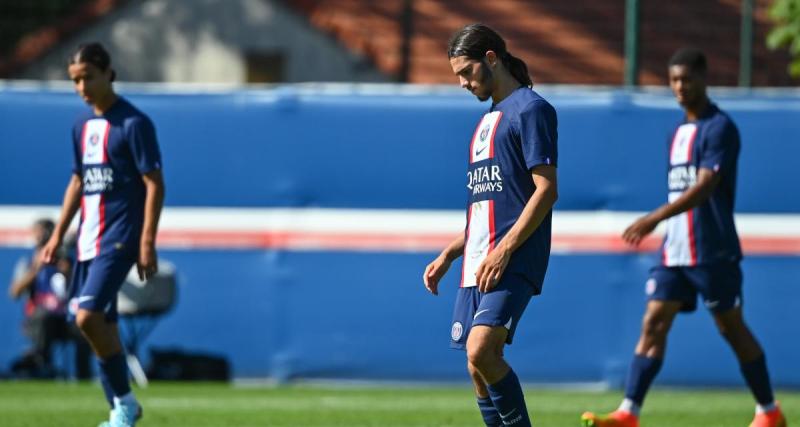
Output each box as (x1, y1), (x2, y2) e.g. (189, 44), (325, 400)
(700, 119), (739, 175)
(518, 100), (558, 169)
(72, 122), (83, 176)
(126, 115), (163, 174)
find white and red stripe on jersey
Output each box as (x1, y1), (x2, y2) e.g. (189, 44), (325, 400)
(462, 111), (502, 287)
(77, 118), (111, 261)
(663, 123), (698, 266)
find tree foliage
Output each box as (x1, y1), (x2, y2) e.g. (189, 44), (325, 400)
(767, 0), (800, 77)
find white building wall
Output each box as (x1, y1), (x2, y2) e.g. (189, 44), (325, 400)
(21, 0), (389, 83)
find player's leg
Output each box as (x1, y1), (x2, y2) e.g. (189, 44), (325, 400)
(625, 299), (682, 402)
(467, 325), (531, 427)
(71, 322), (93, 380)
(582, 267), (691, 427)
(452, 287), (503, 426)
(714, 306), (786, 427)
(73, 254), (140, 427)
(467, 274), (535, 427)
(697, 263), (786, 427)
(469, 360), (503, 427)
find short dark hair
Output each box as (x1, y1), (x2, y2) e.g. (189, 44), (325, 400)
(668, 48), (707, 75)
(33, 218), (54, 248)
(447, 23), (532, 88)
(69, 42), (116, 81)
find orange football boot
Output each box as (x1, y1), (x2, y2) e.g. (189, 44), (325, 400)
(749, 405), (787, 427)
(581, 410), (639, 427)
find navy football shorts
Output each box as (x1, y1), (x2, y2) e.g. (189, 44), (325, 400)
(450, 272), (536, 350)
(68, 250), (136, 323)
(646, 261), (742, 314)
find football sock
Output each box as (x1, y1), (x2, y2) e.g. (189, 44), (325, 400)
(487, 369), (531, 427)
(477, 396), (503, 426)
(98, 368), (115, 409)
(740, 354), (775, 406)
(623, 354), (663, 408)
(756, 402), (778, 414)
(99, 352), (132, 403)
(617, 398), (641, 416)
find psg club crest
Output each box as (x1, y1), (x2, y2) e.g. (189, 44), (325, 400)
(479, 124), (490, 142)
(645, 278), (657, 295)
(451, 321), (463, 341)
(89, 133), (100, 145)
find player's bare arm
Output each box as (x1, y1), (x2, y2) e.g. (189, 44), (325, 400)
(138, 169), (165, 281)
(8, 253), (42, 299)
(41, 174), (82, 264)
(475, 164), (558, 292)
(424, 234), (465, 296)
(623, 167), (721, 246)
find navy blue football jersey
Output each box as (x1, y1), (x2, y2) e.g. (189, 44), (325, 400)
(462, 87), (558, 291)
(71, 97), (162, 261)
(662, 103), (741, 266)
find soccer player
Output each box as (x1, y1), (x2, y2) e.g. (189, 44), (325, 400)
(423, 24), (558, 427)
(40, 42), (165, 427)
(581, 48), (786, 427)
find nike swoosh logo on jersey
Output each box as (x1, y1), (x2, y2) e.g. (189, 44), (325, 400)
(475, 146), (487, 156)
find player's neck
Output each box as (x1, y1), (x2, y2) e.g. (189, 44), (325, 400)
(684, 95), (709, 121)
(92, 92), (118, 116)
(491, 72), (522, 104)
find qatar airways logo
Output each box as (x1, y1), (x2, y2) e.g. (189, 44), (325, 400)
(83, 166), (114, 192)
(467, 164), (503, 195)
(668, 165), (696, 191)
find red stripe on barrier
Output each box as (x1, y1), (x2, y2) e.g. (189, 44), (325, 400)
(1, 228), (799, 254)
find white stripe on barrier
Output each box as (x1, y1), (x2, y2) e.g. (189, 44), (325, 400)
(1, 206), (799, 254)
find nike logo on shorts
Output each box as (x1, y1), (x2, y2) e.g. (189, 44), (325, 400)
(473, 309), (490, 320)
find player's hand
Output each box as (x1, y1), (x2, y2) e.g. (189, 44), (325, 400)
(137, 241), (158, 281)
(39, 235), (62, 265)
(475, 246), (510, 293)
(423, 255), (452, 296)
(622, 214), (659, 247)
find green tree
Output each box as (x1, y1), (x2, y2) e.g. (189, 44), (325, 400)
(767, 0), (800, 77)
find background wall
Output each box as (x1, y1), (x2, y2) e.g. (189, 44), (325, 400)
(0, 83), (798, 386)
(17, 0), (388, 83)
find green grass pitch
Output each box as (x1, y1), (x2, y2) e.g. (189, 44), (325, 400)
(0, 381), (796, 426)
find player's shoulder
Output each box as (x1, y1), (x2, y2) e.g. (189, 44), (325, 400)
(117, 98), (155, 130)
(510, 88), (556, 118)
(73, 108), (95, 126)
(704, 103), (738, 136)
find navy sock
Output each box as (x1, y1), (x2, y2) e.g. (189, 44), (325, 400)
(98, 367), (115, 409)
(98, 352), (131, 402)
(477, 396), (502, 427)
(623, 354), (663, 407)
(487, 369), (531, 427)
(740, 354), (775, 405)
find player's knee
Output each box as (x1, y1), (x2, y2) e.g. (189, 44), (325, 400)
(641, 313), (670, 340)
(74, 310), (101, 333)
(466, 340), (498, 370)
(714, 308), (745, 338)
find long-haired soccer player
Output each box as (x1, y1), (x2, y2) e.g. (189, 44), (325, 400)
(41, 42), (165, 427)
(423, 24), (558, 427)
(581, 49), (786, 427)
